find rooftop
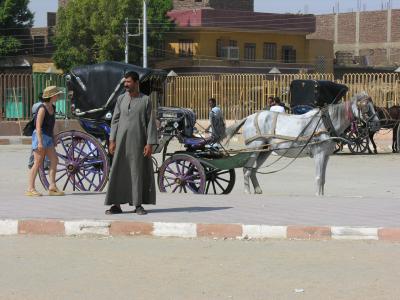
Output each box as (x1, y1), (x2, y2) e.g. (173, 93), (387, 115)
(167, 9), (316, 34)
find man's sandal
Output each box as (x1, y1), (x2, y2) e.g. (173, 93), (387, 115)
(48, 188), (65, 196)
(25, 189), (42, 197)
(105, 205), (123, 215)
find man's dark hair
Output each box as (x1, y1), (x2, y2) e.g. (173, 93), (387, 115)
(125, 71), (140, 82)
(208, 98), (216, 105)
(274, 97), (281, 105)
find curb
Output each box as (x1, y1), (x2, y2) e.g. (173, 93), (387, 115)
(0, 137), (31, 145)
(1, 219), (400, 241)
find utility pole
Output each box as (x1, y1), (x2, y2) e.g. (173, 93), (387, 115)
(125, 18), (129, 63)
(143, 0), (148, 68)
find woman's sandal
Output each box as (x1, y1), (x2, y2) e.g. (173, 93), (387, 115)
(105, 205), (123, 215)
(48, 188), (65, 196)
(25, 189), (42, 197)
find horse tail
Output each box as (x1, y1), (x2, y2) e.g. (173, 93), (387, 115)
(225, 118), (247, 144)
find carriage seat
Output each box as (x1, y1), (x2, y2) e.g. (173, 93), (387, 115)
(183, 137), (208, 150)
(291, 105), (314, 115)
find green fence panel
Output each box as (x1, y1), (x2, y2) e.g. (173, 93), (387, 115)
(5, 88), (27, 118)
(33, 73), (69, 118)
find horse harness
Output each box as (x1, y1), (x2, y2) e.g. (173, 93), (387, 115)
(245, 110), (329, 146)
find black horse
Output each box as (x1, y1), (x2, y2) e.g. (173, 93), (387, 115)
(368, 106), (400, 153)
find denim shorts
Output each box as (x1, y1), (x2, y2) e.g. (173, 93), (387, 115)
(32, 130), (54, 150)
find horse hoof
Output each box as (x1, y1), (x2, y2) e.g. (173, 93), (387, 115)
(244, 190), (251, 195)
(254, 187), (263, 194)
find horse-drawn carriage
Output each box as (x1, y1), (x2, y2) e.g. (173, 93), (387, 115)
(37, 64), (379, 196)
(38, 62), (252, 194)
(290, 79), (381, 154)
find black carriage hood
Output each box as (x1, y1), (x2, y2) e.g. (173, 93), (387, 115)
(67, 61), (167, 119)
(290, 80), (348, 108)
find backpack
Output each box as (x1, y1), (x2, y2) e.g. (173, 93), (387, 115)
(22, 118), (35, 136)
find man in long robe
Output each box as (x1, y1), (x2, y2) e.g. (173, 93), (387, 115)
(105, 71), (158, 215)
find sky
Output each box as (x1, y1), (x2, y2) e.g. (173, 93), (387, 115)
(29, 0), (400, 27)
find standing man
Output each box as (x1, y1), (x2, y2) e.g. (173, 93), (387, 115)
(205, 98), (226, 143)
(105, 71), (158, 215)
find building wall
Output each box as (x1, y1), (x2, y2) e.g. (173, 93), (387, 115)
(172, 0), (253, 11)
(166, 30), (310, 63)
(308, 9), (400, 66)
(306, 39), (334, 73)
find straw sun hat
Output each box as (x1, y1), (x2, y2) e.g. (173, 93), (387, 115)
(42, 86), (63, 99)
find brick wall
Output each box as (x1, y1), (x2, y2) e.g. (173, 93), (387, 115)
(337, 13), (356, 44)
(392, 10), (400, 42)
(360, 11), (387, 43)
(173, 0), (253, 11)
(309, 9), (400, 66)
(359, 48), (387, 65)
(308, 14), (334, 40)
(391, 48), (400, 64)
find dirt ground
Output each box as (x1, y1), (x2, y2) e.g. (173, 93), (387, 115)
(0, 236), (399, 300)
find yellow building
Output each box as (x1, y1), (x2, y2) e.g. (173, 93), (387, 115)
(152, 9), (333, 74)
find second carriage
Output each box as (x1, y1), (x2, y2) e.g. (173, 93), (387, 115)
(290, 79), (381, 154)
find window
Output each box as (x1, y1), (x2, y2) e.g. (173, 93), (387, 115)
(217, 39), (237, 58)
(229, 40), (237, 47)
(282, 46), (296, 63)
(195, 0), (202, 2)
(263, 43), (277, 60)
(244, 43), (256, 61)
(216, 39), (223, 57)
(179, 39), (194, 57)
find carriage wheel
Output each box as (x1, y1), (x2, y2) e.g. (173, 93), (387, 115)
(346, 129), (369, 154)
(38, 130), (109, 192)
(396, 125), (400, 153)
(158, 154), (206, 194)
(204, 167), (235, 195)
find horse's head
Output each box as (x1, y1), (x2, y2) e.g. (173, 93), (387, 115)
(351, 93), (380, 129)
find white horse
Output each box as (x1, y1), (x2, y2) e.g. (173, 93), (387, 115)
(225, 92), (379, 196)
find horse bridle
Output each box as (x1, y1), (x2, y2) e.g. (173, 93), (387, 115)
(356, 96), (376, 122)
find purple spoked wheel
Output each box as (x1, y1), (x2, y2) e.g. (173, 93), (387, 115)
(204, 167), (235, 195)
(39, 130), (110, 192)
(158, 154), (206, 194)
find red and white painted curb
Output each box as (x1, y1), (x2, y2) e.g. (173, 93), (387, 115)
(1, 219), (400, 241)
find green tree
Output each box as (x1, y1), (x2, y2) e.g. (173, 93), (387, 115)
(0, 0), (34, 56)
(53, 0), (173, 71)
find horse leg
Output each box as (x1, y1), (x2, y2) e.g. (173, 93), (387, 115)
(393, 125), (398, 153)
(314, 148), (330, 196)
(243, 153), (259, 194)
(369, 132), (378, 154)
(250, 151), (270, 194)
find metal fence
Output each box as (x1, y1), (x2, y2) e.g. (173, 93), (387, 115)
(1, 72), (399, 120)
(165, 73), (399, 120)
(0, 73), (67, 120)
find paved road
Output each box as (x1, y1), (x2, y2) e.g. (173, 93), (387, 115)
(1, 144), (399, 227)
(0, 236), (399, 300)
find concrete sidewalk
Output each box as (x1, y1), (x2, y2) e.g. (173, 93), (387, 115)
(1, 192), (400, 241)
